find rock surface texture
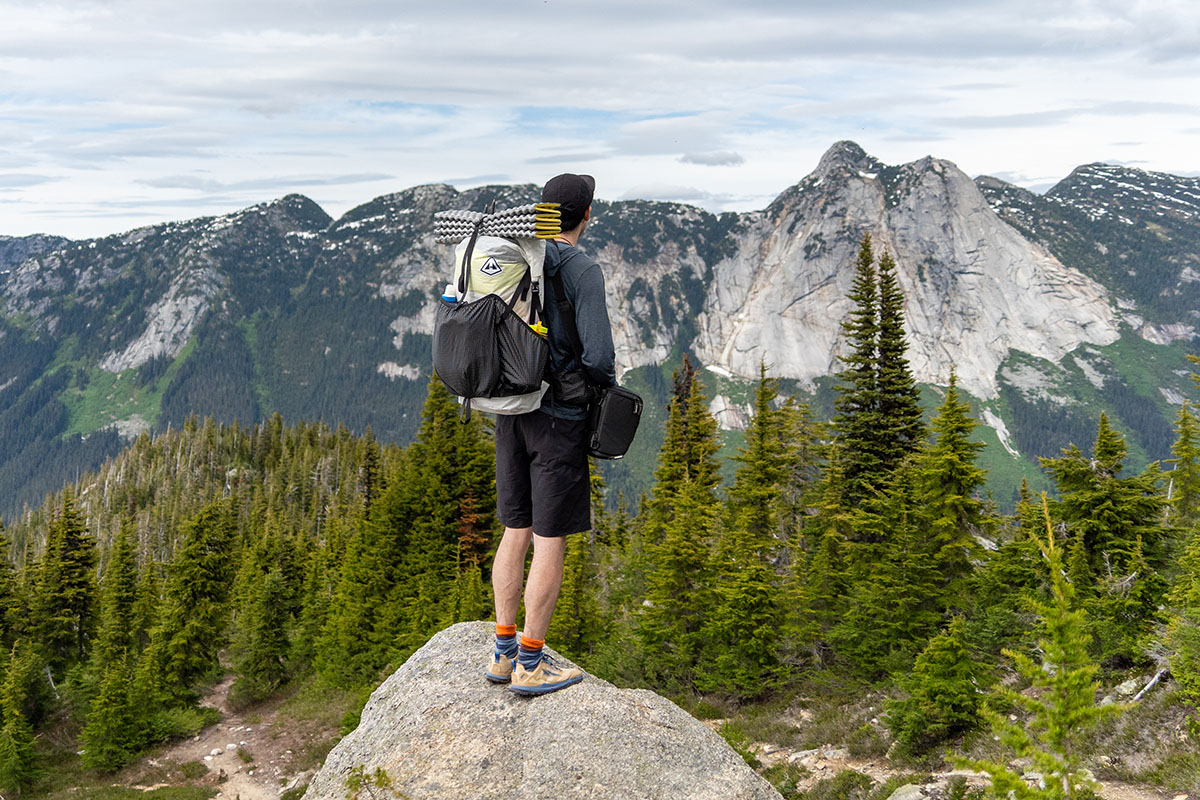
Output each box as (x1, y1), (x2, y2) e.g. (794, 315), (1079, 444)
(303, 622), (782, 800)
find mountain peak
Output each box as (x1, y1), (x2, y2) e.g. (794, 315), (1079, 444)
(814, 140), (880, 177)
(1048, 161), (1200, 224)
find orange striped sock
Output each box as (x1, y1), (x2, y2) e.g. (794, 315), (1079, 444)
(495, 624), (518, 657)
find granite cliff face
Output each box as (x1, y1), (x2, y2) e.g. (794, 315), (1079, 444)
(691, 142), (1120, 399)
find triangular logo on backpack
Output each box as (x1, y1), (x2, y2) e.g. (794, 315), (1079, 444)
(480, 257), (503, 276)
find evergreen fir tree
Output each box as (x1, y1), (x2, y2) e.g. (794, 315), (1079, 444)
(140, 500), (237, 703)
(636, 363), (721, 687)
(960, 498), (1121, 800)
(90, 517), (140, 672)
(885, 616), (984, 755)
(803, 454), (853, 663)
(697, 519), (782, 697)
(915, 370), (987, 608)
(637, 479), (719, 688)
(832, 465), (941, 676)
(359, 426), (382, 513)
(1168, 403), (1200, 528)
(0, 641), (38, 794)
(1088, 535), (1168, 666)
(447, 560), (489, 625)
(833, 235), (924, 504)
(0, 526), (22, 650)
(81, 656), (137, 772)
(874, 250), (925, 464)
(546, 533), (601, 662)
(1065, 532), (1094, 599)
(1042, 414), (1169, 663)
(834, 234), (882, 502)
(1166, 523), (1200, 707)
(231, 567), (291, 705)
(130, 561), (160, 654)
(969, 480), (1046, 656)
(726, 360), (789, 541)
(1042, 413), (1167, 573)
(698, 362), (796, 697)
(291, 546), (331, 673)
(33, 488), (97, 675)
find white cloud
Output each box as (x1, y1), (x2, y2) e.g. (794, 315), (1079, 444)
(1, 0), (1198, 237)
(680, 152), (746, 166)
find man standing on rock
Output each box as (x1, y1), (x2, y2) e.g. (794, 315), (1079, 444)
(486, 173), (616, 695)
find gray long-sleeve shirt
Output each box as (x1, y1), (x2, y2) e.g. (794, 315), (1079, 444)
(539, 240), (617, 420)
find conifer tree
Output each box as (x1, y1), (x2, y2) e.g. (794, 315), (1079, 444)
(447, 560), (489, 625)
(81, 657), (137, 772)
(915, 371), (987, 608)
(0, 526), (22, 650)
(1088, 535), (1168, 665)
(961, 498), (1121, 800)
(359, 426), (382, 513)
(1042, 414), (1167, 573)
(34, 488), (97, 675)
(0, 641), (38, 794)
(140, 500), (236, 702)
(90, 517), (140, 672)
(698, 362), (794, 697)
(834, 234), (881, 502)
(874, 249), (924, 464)
(1168, 403), (1200, 528)
(547, 533), (601, 662)
(803, 453), (853, 661)
(637, 363), (721, 687)
(726, 361), (789, 540)
(292, 546), (331, 673)
(316, 375), (490, 686)
(697, 520), (782, 697)
(646, 355), (721, 525)
(131, 561), (160, 654)
(1166, 523), (1200, 707)
(832, 465), (941, 676)
(885, 616), (984, 755)
(833, 234), (924, 504)
(970, 479), (1047, 655)
(1042, 414), (1169, 663)
(231, 567), (291, 705)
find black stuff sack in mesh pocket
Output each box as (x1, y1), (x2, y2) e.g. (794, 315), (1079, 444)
(433, 294), (549, 401)
(587, 385), (642, 460)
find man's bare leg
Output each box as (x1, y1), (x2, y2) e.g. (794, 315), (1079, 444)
(492, 526), (533, 626)
(522, 533), (567, 641)
(510, 532), (582, 693)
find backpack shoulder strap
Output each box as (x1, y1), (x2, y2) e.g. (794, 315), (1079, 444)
(549, 266), (585, 367)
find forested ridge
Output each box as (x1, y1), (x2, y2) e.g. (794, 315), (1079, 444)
(1, 235), (1199, 798)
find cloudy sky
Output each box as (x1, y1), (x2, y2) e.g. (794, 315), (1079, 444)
(2, 0), (1198, 238)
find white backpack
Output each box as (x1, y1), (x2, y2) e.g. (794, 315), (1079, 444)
(432, 204), (563, 418)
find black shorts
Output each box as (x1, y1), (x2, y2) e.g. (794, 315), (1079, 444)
(495, 410), (590, 537)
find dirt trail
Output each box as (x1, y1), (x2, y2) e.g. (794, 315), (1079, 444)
(131, 673), (318, 800)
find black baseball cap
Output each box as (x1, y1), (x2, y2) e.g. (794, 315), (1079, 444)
(542, 173), (595, 231)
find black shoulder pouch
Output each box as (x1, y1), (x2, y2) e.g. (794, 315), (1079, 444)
(587, 386), (643, 459)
